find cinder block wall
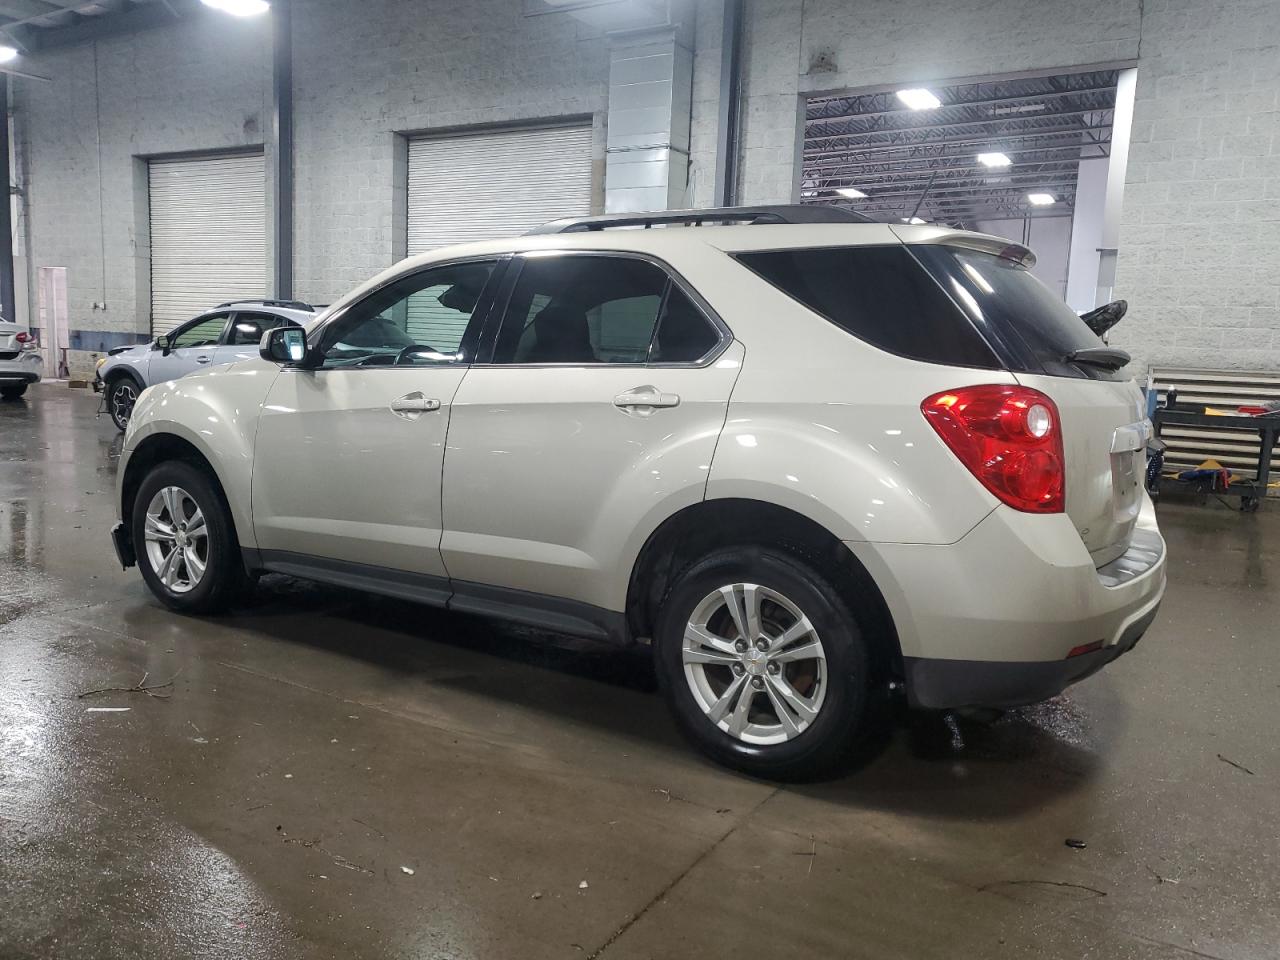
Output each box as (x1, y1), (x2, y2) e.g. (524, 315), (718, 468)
(1110, 0), (1280, 373)
(290, 0), (611, 305)
(17, 13), (269, 353)
(13, 0), (1280, 375)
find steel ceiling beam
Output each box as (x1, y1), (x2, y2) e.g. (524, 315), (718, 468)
(805, 85), (1119, 127)
(805, 109), (1113, 145)
(804, 143), (1111, 172)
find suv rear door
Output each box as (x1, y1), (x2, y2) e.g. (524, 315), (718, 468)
(440, 252), (741, 615)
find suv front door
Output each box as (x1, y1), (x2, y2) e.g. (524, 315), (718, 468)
(440, 252), (742, 616)
(250, 259), (502, 585)
(148, 313), (230, 383)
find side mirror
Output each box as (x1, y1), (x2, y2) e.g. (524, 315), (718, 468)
(154, 335), (171, 356)
(260, 326), (309, 365)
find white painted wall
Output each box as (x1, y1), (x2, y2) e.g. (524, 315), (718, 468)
(1066, 157), (1109, 314)
(972, 217), (1073, 301)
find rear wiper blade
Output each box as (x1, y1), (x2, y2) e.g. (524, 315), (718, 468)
(1067, 346), (1131, 370)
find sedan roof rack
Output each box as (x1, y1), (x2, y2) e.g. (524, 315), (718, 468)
(526, 204), (875, 235)
(216, 298), (315, 311)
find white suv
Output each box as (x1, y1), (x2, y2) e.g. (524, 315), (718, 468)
(110, 206), (1166, 779)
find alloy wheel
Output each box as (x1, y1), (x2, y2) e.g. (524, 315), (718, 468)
(111, 382), (137, 428)
(682, 583), (828, 745)
(142, 485), (209, 594)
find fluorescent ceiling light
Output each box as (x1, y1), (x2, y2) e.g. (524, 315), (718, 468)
(901, 217), (927, 225)
(896, 88), (941, 111)
(977, 152), (1011, 168)
(835, 187), (867, 199)
(200, 0), (270, 15)
(0, 45), (17, 64)
(1027, 193), (1056, 206)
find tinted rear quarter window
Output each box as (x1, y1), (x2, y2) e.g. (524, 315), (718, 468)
(918, 247), (1124, 381)
(734, 246), (1000, 369)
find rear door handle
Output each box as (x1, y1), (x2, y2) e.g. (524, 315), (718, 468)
(195, 356), (211, 364)
(390, 391), (441, 419)
(614, 389), (680, 409)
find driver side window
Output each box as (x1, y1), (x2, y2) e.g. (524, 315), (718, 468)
(317, 261), (497, 369)
(170, 314), (229, 350)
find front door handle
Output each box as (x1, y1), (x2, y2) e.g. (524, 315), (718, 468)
(614, 388), (680, 410)
(195, 356), (211, 364)
(390, 391), (441, 420)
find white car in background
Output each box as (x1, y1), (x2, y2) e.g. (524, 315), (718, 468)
(110, 206), (1167, 779)
(0, 319), (42, 400)
(94, 300), (316, 430)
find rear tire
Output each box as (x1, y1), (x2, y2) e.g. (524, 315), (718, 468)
(654, 546), (872, 781)
(132, 460), (245, 614)
(106, 377), (140, 431)
(1, 383), (28, 400)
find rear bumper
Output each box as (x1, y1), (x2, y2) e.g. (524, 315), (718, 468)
(0, 352), (42, 384)
(903, 597), (1160, 709)
(848, 494), (1167, 710)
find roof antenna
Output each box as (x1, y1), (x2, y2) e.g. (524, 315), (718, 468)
(909, 170), (938, 223)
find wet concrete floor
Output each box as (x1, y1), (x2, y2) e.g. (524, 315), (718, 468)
(1, 383), (1277, 959)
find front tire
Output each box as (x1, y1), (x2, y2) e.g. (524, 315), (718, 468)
(654, 546), (872, 781)
(132, 460), (244, 614)
(106, 377), (140, 431)
(1, 383), (28, 400)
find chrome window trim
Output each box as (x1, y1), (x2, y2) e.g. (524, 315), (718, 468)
(473, 248), (733, 370)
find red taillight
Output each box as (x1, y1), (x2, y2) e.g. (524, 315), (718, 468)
(921, 384), (1065, 513)
(14, 332), (30, 343)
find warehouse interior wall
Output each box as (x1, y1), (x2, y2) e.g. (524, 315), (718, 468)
(15, 12), (269, 355)
(9, 0), (1280, 376)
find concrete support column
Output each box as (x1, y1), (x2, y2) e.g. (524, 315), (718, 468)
(604, 28), (693, 212)
(271, 0), (293, 300)
(1094, 67), (1137, 308)
(1065, 157), (1108, 313)
(0, 75), (15, 323)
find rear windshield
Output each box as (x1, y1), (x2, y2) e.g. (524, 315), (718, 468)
(913, 246), (1124, 381)
(733, 246), (1000, 369)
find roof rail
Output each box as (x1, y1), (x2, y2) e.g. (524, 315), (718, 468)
(526, 204), (874, 235)
(216, 298), (315, 311)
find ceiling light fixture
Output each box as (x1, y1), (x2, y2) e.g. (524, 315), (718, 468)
(835, 187), (868, 199)
(977, 152), (1012, 168)
(1027, 193), (1056, 206)
(200, 0), (270, 16)
(0, 45), (17, 64)
(896, 88), (941, 111)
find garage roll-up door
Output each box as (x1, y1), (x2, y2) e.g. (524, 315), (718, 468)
(149, 153), (266, 335)
(406, 124), (593, 345)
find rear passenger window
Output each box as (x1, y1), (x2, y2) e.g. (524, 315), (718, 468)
(734, 246), (1000, 368)
(652, 286), (721, 363)
(493, 255), (719, 365)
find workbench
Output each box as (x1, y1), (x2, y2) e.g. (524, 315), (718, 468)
(1151, 408), (1280, 512)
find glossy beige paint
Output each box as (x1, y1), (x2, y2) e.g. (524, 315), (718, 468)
(441, 343), (744, 609)
(117, 220), (1165, 671)
(251, 365), (470, 576)
(120, 361), (280, 548)
(848, 493), (1166, 662)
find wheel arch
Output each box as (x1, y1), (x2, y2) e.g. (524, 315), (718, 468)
(625, 498), (903, 683)
(104, 365), (146, 389)
(121, 432), (242, 554)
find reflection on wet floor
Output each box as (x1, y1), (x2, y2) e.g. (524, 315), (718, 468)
(3, 383), (1279, 960)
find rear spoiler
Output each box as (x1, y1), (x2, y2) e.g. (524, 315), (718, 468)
(890, 225), (1036, 269)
